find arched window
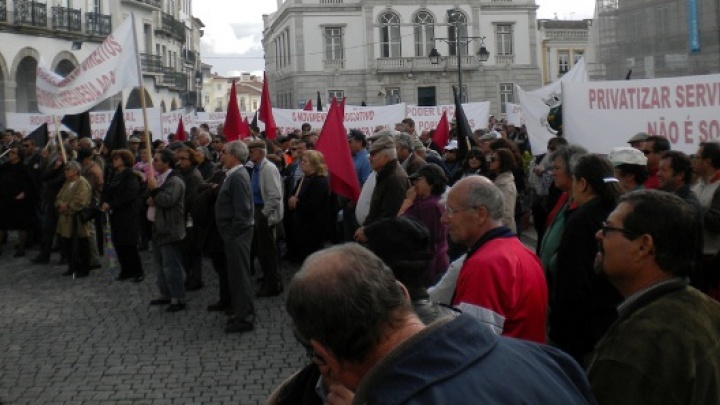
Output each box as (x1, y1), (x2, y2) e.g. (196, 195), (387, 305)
(379, 11), (401, 58)
(413, 11), (434, 57)
(447, 11), (468, 56)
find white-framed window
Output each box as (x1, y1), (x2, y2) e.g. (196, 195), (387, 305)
(240, 97), (246, 112)
(447, 11), (468, 56)
(495, 24), (513, 56)
(285, 30), (292, 66)
(573, 50), (584, 64)
(558, 50), (570, 75)
(328, 90), (344, 102)
(385, 87), (401, 105)
(499, 83), (514, 113)
(379, 11), (401, 58)
(325, 27), (344, 60)
(413, 11), (434, 57)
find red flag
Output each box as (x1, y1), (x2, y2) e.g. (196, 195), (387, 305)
(239, 117), (251, 139)
(258, 72), (277, 140)
(303, 99), (313, 111)
(224, 80), (242, 141)
(315, 99), (360, 202)
(175, 116), (186, 142)
(434, 112), (450, 153)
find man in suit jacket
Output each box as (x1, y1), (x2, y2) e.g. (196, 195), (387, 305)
(215, 141), (256, 334)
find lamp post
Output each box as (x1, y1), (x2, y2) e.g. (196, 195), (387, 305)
(429, 10), (490, 102)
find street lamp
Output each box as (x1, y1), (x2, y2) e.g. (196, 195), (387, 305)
(429, 10), (490, 101)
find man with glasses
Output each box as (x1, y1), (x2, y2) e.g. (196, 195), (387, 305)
(640, 135), (670, 189)
(588, 190), (720, 404)
(211, 134), (225, 164)
(441, 176), (547, 343)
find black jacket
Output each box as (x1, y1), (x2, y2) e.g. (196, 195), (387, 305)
(102, 168), (141, 246)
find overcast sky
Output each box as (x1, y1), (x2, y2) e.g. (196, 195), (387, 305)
(195, 0), (595, 76)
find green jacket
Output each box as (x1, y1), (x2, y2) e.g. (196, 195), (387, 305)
(588, 279), (720, 405)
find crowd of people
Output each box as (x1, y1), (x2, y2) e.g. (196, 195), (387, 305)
(1, 116), (720, 404)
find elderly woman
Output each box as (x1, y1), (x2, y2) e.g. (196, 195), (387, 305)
(550, 154), (623, 365)
(288, 150), (329, 260)
(101, 149), (144, 282)
(0, 144), (36, 257)
(55, 160), (92, 277)
(195, 146), (216, 181)
(393, 163), (449, 285)
(489, 148), (518, 233)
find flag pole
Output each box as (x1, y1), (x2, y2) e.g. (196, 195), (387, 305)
(131, 13), (155, 187)
(53, 116), (68, 163)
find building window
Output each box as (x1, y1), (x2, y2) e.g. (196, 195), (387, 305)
(93, 0), (102, 12)
(328, 90), (344, 101)
(385, 87), (401, 105)
(379, 11), (401, 58)
(413, 11), (434, 57)
(418, 87), (436, 107)
(285, 30), (292, 66)
(216, 83), (221, 91)
(499, 83), (514, 113)
(240, 97), (246, 112)
(558, 51), (570, 75)
(447, 11), (468, 56)
(495, 24), (513, 56)
(253, 101), (258, 111)
(325, 27), (344, 60)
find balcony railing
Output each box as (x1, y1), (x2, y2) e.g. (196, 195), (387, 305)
(141, 53), (163, 73)
(0, 0), (7, 22)
(52, 6), (81, 31)
(496, 54), (515, 64)
(86, 12), (110, 36)
(15, 0), (47, 28)
(160, 12), (185, 42)
(323, 59), (345, 69)
(376, 56), (478, 72)
(128, 0), (161, 8)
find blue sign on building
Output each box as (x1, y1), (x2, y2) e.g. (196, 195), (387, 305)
(688, 0), (700, 52)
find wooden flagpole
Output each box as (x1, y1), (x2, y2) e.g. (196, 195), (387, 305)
(53, 116), (68, 163)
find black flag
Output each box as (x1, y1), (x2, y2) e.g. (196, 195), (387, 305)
(452, 86), (472, 163)
(26, 123), (49, 147)
(104, 103), (127, 151)
(61, 111), (92, 139)
(625, 69), (633, 80)
(250, 111), (259, 133)
(361, 100), (367, 107)
(316, 91), (323, 112)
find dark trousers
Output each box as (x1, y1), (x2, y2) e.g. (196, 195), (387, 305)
(182, 227), (203, 287)
(115, 244), (144, 278)
(222, 226), (255, 322)
(61, 236), (89, 276)
(210, 250), (230, 305)
(251, 206), (281, 289)
(39, 202), (59, 259)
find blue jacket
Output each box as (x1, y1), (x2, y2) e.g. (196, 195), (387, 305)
(353, 149), (372, 186)
(353, 314), (596, 405)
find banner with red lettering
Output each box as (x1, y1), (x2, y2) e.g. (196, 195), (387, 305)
(563, 74), (720, 154)
(8, 108), (162, 140)
(35, 16), (141, 115)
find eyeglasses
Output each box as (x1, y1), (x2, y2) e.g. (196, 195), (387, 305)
(600, 222), (642, 239)
(444, 205), (477, 217)
(641, 150), (653, 156)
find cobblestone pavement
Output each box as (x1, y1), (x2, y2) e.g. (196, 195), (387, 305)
(0, 238), (307, 405)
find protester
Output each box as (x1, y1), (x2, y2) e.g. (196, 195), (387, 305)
(691, 141), (720, 298)
(626, 131), (648, 150)
(488, 148), (518, 233)
(549, 154), (623, 365)
(608, 147), (648, 193)
(341, 130), (372, 241)
(33, 152), (66, 264)
(641, 135), (670, 189)
(588, 190), (720, 405)
(175, 146), (204, 291)
(215, 141), (255, 333)
(0, 144), (37, 257)
(248, 140), (284, 297)
(147, 149), (187, 312)
(281, 244), (596, 405)
(100, 149), (144, 282)
(395, 133), (425, 177)
(78, 147), (103, 269)
(442, 176), (547, 343)
(288, 150), (329, 261)
(55, 161), (92, 277)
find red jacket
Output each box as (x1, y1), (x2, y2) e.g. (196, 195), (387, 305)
(453, 235), (548, 343)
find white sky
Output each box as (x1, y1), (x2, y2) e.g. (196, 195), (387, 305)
(195, 0), (596, 76)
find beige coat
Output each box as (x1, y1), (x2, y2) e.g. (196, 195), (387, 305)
(55, 176), (92, 238)
(494, 171), (517, 233)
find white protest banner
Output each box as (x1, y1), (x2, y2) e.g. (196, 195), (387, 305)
(36, 17), (141, 115)
(505, 102), (524, 126)
(563, 74), (720, 154)
(8, 108), (162, 140)
(406, 102), (490, 133)
(273, 104), (406, 135)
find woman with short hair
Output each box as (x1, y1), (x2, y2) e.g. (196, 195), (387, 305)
(489, 148), (518, 233)
(55, 161), (92, 277)
(101, 149), (144, 282)
(288, 150), (329, 260)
